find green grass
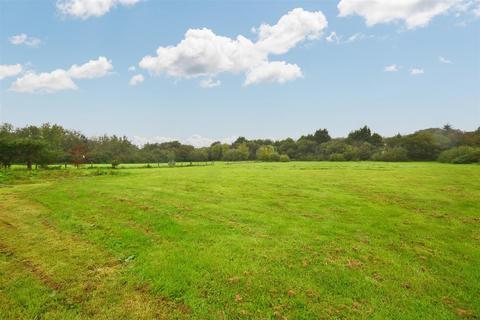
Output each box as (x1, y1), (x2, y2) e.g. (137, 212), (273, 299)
(0, 162), (479, 319)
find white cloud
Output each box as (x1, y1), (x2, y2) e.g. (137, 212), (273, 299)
(57, 0), (140, 19)
(129, 74), (144, 86)
(244, 61), (302, 86)
(139, 8), (327, 86)
(199, 78), (221, 88)
(183, 134), (236, 147)
(9, 33), (41, 47)
(345, 32), (372, 43)
(338, 0), (465, 29)
(68, 56), (112, 79)
(131, 135), (175, 146)
(456, 0), (480, 16)
(128, 65), (136, 72)
(410, 68), (425, 75)
(131, 134), (237, 148)
(10, 70), (77, 93)
(254, 8), (328, 55)
(326, 31), (340, 44)
(0, 64), (23, 80)
(439, 56), (452, 64)
(384, 64), (399, 72)
(475, 1), (480, 16)
(10, 56), (112, 93)
(325, 31), (372, 44)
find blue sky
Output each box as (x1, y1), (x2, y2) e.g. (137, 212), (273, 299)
(0, 0), (479, 146)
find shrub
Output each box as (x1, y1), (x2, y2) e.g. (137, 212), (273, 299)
(268, 152), (280, 162)
(373, 147), (409, 162)
(329, 153), (346, 161)
(357, 142), (376, 160)
(256, 145), (276, 161)
(111, 159), (120, 168)
(279, 154), (290, 162)
(222, 149), (243, 161)
(437, 146), (480, 164)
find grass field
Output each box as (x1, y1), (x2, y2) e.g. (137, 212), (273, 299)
(0, 162), (479, 319)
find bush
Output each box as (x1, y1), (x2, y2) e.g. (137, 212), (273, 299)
(268, 152), (280, 162)
(437, 146), (480, 164)
(256, 145), (281, 161)
(279, 154), (290, 162)
(329, 153), (346, 161)
(373, 147), (409, 162)
(222, 149), (243, 161)
(111, 159), (120, 168)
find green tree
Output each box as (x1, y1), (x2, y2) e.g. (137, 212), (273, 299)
(237, 143), (250, 160)
(256, 145), (277, 161)
(402, 133), (439, 161)
(191, 148), (208, 162)
(16, 139), (47, 169)
(0, 139), (16, 169)
(313, 128), (331, 144)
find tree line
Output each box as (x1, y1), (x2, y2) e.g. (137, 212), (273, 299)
(0, 123), (479, 169)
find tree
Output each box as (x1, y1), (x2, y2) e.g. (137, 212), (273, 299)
(191, 148), (208, 162)
(210, 143), (229, 161)
(223, 149), (243, 161)
(317, 139), (349, 160)
(313, 129), (331, 144)
(0, 139), (16, 169)
(370, 133), (383, 147)
(347, 126), (372, 144)
(372, 147), (408, 162)
(296, 138), (317, 160)
(437, 146), (480, 164)
(70, 143), (88, 167)
(443, 124), (453, 131)
(356, 142), (376, 160)
(345, 126), (383, 148)
(276, 138), (297, 159)
(232, 137), (247, 148)
(256, 145), (278, 161)
(175, 144), (194, 162)
(237, 143), (249, 160)
(402, 133), (439, 161)
(16, 139), (47, 169)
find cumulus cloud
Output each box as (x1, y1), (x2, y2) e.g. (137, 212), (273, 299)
(338, 0), (467, 29)
(68, 56), (113, 79)
(384, 64), (399, 72)
(410, 68), (425, 75)
(10, 70), (78, 93)
(254, 8), (328, 54)
(9, 33), (41, 47)
(131, 134), (237, 148)
(439, 56), (452, 64)
(199, 78), (221, 88)
(139, 8), (327, 86)
(57, 0), (140, 19)
(0, 64), (23, 80)
(129, 74), (144, 86)
(244, 61), (302, 86)
(10, 56), (112, 93)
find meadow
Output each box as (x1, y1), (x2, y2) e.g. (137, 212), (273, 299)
(0, 162), (479, 319)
